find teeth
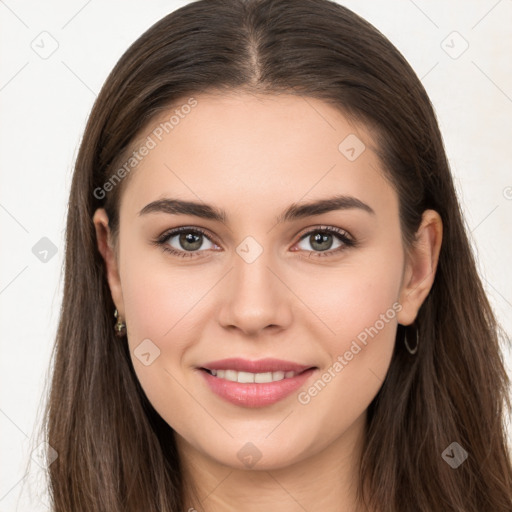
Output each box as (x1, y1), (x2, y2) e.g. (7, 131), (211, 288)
(209, 369), (299, 383)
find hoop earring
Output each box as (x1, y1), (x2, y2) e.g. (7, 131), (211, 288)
(404, 325), (419, 355)
(114, 308), (127, 337)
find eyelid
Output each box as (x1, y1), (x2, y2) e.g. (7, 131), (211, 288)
(295, 224), (354, 242)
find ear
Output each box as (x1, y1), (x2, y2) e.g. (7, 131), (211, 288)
(92, 208), (125, 316)
(396, 209), (443, 326)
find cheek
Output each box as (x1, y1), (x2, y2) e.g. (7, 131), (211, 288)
(290, 244), (403, 412)
(117, 249), (206, 429)
(118, 231), (212, 345)
(294, 244), (404, 345)
(291, 285), (400, 453)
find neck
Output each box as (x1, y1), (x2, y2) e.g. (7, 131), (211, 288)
(177, 411), (370, 512)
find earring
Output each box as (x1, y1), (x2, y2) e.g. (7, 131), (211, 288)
(114, 308), (127, 337)
(404, 325), (419, 355)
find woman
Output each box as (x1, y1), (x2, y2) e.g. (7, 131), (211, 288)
(40, 0), (512, 510)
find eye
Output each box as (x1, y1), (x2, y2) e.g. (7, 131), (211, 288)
(293, 226), (356, 257)
(153, 225), (357, 259)
(153, 226), (219, 258)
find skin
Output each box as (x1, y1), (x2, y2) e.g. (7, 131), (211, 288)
(93, 91), (442, 512)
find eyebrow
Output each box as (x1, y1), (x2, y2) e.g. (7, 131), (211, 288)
(138, 194), (375, 223)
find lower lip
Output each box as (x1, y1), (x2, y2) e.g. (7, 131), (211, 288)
(198, 368), (317, 408)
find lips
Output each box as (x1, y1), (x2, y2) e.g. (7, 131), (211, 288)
(197, 358), (318, 407)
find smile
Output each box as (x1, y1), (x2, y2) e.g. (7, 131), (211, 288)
(199, 366), (317, 408)
(204, 368), (301, 383)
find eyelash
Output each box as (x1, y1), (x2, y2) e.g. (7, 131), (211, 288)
(152, 225), (357, 259)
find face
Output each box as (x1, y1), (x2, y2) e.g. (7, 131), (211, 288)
(94, 92), (441, 471)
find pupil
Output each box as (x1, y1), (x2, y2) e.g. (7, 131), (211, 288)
(180, 232), (202, 251)
(311, 232), (332, 251)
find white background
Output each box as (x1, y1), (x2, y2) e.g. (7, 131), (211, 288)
(1, 0), (511, 510)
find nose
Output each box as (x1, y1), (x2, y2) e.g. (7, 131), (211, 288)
(217, 245), (293, 336)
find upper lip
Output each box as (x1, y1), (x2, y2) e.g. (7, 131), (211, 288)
(200, 358), (315, 374)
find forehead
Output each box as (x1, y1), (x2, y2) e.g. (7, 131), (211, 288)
(118, 92), (396, 222)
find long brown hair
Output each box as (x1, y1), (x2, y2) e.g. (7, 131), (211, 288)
(34, 0), (512, 510)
